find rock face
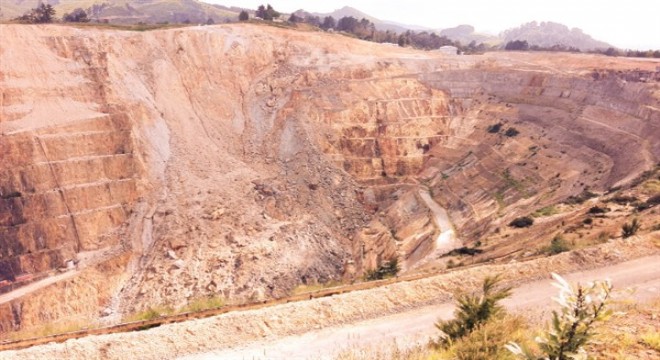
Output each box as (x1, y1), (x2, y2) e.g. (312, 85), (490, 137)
(0, 24), (658, 333)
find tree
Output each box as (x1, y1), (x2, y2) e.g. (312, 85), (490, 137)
(434, 275), (512, 347)
(320, 16), (335, 30)
(255, 4), (279, 21)
(505, 40), (529, 51)
(238, 10), (249, 21)
(288, 13), (302, 23)
(15, 3), (56, 23)
(63, 8), (90, 23)
(506, 273), (613, 360)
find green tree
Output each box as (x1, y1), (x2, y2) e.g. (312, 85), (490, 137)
(506, 273), (613, 360)
(255, 4), (279, 21)
(435, 275), (512, 347)
(15, 3), (56, 23)
(63, 8), (90, 23)
(238, 10), (249, 21)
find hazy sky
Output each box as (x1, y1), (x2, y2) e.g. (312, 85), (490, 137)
(205, 0), (660, 49)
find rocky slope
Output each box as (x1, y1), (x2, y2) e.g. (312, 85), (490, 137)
(0, 23), (658, 335)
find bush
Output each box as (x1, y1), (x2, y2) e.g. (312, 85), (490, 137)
(546, 234), (570, 255)
(444, 246), (484, 256)
(608, 195), (638, 205)
(582, 217), (593, 225)
(63, 8), (89, 22)
(487, 123), (503, 133)
(621, 218), (641, 238)
(364, 258), (399, 281)
(238, 10), (249, 21)
(450, 316), (529, 360)
(588, 206), (607, 214)
(507, 273), (613, 360)
(509, 216), (534, 228)
(565, 190), (597, 205)
(434, 275), (512, 347)
(504, 127), (520, 137)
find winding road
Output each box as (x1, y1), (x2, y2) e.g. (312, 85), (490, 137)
(418, 189), (462, 254)
(182, 255), (660, 360)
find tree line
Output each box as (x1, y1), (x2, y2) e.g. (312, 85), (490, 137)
(504, 39), (660, 58)
(13, 3), (90, 23)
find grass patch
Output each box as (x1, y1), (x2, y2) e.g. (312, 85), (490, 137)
(4, 320), (90, 341)
(124, 305), (173, 323)
(532, 205), (558, 217)
(178, 295), (225, 313)
(565, 190), (598, 205)
(290, 280), (343, 296)
(641, 331), (660, 351)
(642, 179), (660, 195)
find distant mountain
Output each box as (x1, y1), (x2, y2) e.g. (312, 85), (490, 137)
(501, 21), (611, 51)
(313, 6), (428, 33)
(438, 25), (499, 45)
(0, 0), (242, 24)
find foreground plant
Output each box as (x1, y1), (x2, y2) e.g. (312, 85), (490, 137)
(506, 273), (613, 360)
(434, 275), (512, 347)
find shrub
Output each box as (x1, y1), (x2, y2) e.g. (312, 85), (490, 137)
(621, 218), (641, 238)
(509, 216), (534, 228)
(565, 190), (597, 205)
(434, 275), (512, 347)
(487, 123), (503, 133)
(364, 258), (399, 281)
(546, 234), (571, 255)
(444, 246), (483, 256)
(504, 127), (520, 137)
(582, 218), (593, 225)
(62, 8), (89, 22)
(645, 194), (660, 206)
(450, 316), (529, 360)
(506, 273), (613, 360)
(533, 205), (558, 217)
(588, 206), (607, 214)
(608, 195), (638, 205)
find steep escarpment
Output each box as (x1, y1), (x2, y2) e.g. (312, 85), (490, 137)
(0, 24), (658, 335)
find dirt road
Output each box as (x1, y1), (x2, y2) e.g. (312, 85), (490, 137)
(0, 270), (78, 305)
(183, 255), (660, 360)
(418, 189), (462, 254)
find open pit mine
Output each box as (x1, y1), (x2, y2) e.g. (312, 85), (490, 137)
(0, 23), (659, 348)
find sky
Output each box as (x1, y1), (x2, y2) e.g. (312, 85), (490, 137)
(205, 0), (660, 49)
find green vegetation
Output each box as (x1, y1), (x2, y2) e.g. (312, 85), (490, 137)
(621, 218), (641, 238)
(63, 8), (89, 23)
(178, 295), (225, 313)
(124, 306), (174, 323)
(544, 234), (571, 255)
(434, 275), (512, 347)
(565, 190), (597, 205)
(290, 280), (343, 296)
(509, 216), (534, 228)
(507, 274), (613, 360)
(587, 205), (608, 215)
(504, 127), (520, 137)
(532, 205), (558, 217)
(364, 258), (400, 281)
(487, 123), (503, 133)
(443, 246), (483, 256)
(14, 3), (55, 23)
(255, 4), (280, 21)
(238, 10), (249, 21)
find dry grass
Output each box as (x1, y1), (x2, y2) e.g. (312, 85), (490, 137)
(290, 280), (343, 296)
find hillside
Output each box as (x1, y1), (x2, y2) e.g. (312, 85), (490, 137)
(312, 6), (428, 33)
(0, 22), (659, 342)
(438, 24), (499, 45)
(0, 0), (240, 24)
(502, 21), (611, 50)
